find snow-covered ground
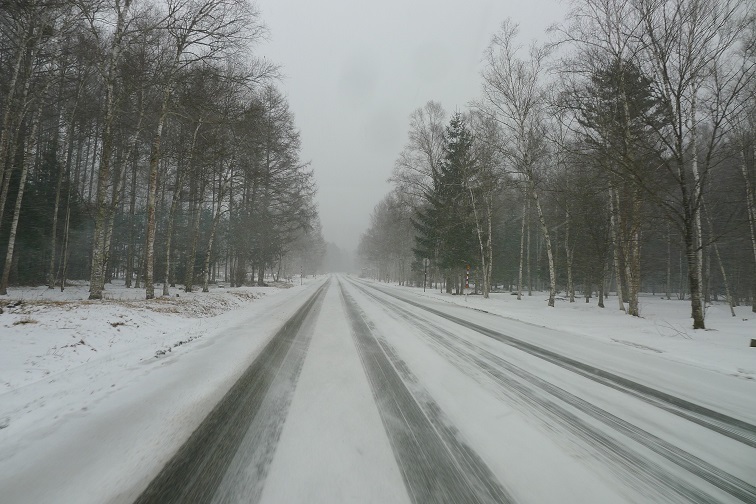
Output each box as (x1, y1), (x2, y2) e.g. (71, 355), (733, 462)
(1, 275), (754, 503)
(372, 281), (756, 382)
(344, 278), (756, 503)
(0, 278), (325, 503)
(2, 280), (278, 392)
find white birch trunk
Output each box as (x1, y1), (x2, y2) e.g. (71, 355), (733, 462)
(530, 181), (556, 307)
(89, 0), (132, 300)
(1, 96), (43, 294)
(565, 205), (574, 302)
(517, 198), (526, 300)
(703, 204), (735, 316)
(203, 173), (226, 292)
(739, 149), (756, 312)
(609, 186), (625, 311)
(485, 194), (493, 298)
(689, 89), (705, 325)
(144, 86), (170, 299)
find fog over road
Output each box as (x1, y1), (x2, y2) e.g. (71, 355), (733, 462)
(133, 275), (756, 504)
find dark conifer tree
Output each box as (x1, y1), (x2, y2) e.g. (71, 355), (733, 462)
(413, 113), (479, 291)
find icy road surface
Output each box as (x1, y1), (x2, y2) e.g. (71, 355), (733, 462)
(2, 275), (755, 503)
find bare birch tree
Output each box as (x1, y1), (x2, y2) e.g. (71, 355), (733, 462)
(631, 0), (754, 328)
(481, 20), (558, 306)
(143, 0), (264, 298)
(390, 101), (447, 204)
(79, 0), (140, 299)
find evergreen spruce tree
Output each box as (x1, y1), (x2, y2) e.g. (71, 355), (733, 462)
(413, 113), (479, 292)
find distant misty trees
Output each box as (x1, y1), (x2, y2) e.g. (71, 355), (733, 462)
(0, 0), (324, 297)
(359, 0), (756, 329)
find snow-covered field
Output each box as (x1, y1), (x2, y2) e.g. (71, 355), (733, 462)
(0, 278), (323, 503)
(6, 280), (752, 398)
(1, 281), (277, 392)
(380, 282), (756, 382)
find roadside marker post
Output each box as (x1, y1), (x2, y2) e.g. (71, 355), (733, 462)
(423, 258), (429, 292)
(465, 264), (470, 301)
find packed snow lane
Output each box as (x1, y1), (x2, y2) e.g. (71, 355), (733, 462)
(135, 281), (329, 503)
(338, 279), (515, 504)
(358, 279), (756, 447)
(256, 277), (411, 504)
(356, 281), (756, 452)
(343, 277), (756, 503)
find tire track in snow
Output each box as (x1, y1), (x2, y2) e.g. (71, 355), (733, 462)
(349, 279), (756, 504)
(134, 280), (329, 504)
(339, 280), (516, 504)
(359, 280), (756, 449)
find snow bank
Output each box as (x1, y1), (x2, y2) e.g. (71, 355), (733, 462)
(374, 282), (756, 380)
(0, 280), (273, 392)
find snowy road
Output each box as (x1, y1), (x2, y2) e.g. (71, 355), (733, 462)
(136, 275), (756, 504)
(340, 278), (756, 504)
(3, 274), (755, 503)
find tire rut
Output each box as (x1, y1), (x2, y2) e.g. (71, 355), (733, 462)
(360, 280), (756, 449)
(349, 279), (756, 504)
(134, 281), (329, 504)
(339, 279), (516, 504)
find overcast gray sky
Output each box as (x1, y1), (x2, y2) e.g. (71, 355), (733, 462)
(255, 0), (567, 252)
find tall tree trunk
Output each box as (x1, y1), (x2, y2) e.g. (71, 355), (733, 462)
(75, 125), (89, 194)
(1, 95), (43, 294)
(163, 123), (201, 295)
(0, 24), (30, 199)
(102, 147), (125, 282)
(0, 45), (36, 229)
(103, 93), (145, 286)
(53, 123), (76, 289)
(517, 197), (526, 300)
(467, 184), (489, 298)
(622, 188), (642, 317)
(618, 54), (641, 316)
(609, 186), (626, 311)
(89, 0), (131, 299)
(526, 196), (532, 296)
(185, 175), (204, 293)
(162, 166), (184, 296)
(686, 91), (705, 329)
(47, 61), (79, 289)
(49, 99), (79, 289)
(598, 256), (607, 308)
(125, 149), (138, 288)
(485, 195), (493, 298)
(144, 86), (170, 299)
(257, 263), (264, 286)
(89, 0), (132, 299)
(48, 132), (67, 289)
(666, 222), (672, 300)
(738, 147), (756, 312)
(565, 204), (574, 303)
(226, 163), (234, 285)
(60, 194), (71, 292)
(676, 152), (705, 326)
(704, 203), (735, 317)
(202, 182), (225, 293)
(0, 124), (21, 228)
(530, 181), (556, 307)
(86, 121), (99, 203)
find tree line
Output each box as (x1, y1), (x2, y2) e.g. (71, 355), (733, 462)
(359, 0), (756, 329)
(0, 0), (325, 299)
